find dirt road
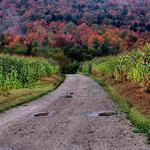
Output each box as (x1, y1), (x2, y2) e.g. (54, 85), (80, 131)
(0, 74), (149, 150)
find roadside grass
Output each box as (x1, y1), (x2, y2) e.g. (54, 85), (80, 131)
(93, 76), (129, 113)
(128, 108), (150, 142)
(81, 72), (150, 143)
(0, 75), (64, 112)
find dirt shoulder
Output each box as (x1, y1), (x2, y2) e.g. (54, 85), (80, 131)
(0, 74), (149, 150)
(0, 74), (63, 112)
(98, 74), (150, 118)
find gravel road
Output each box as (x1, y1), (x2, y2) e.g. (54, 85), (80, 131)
(0, 74), (149, 150)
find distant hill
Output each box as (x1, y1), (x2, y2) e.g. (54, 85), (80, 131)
(0, 0), (150, 34)
(0, 0), (150, 58)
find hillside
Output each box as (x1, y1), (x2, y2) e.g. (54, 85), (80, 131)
(1, 0), (150, 33)
(0, 0), (150, 53)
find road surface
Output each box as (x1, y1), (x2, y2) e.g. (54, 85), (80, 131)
(0, 74), (149, 150)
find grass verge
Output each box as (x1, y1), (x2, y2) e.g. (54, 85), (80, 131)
(83, 73), (150, 143)
(0, 74), (64, 112)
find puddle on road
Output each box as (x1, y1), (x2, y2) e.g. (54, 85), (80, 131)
(70, 92), (74, 95)
(63, 95), (72, 98)
(86, 111), (120, 117)
(61, 92), (74, 99)
(33, 112), (49, 117)
(33, 111), (56, 118)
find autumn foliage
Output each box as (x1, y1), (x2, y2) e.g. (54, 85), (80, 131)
(0, 0), (150, 59)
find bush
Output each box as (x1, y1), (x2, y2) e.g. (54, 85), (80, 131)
(62, 61), (80, 74)
(94, 39), (119, 57)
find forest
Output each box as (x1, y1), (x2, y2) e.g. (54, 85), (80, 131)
(0, 0), (150, 71)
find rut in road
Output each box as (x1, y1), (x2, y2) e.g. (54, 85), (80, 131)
(0, 74), (149, 150)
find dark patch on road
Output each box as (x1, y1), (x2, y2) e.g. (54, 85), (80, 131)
(86, 111), (120, 117)
(33, 111), (56, 118)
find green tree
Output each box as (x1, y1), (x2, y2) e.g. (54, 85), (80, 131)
(0, 34), (6, 50)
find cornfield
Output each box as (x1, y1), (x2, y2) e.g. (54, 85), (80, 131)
(0, 54), (60, 94)
(81, 44), (150, 91)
